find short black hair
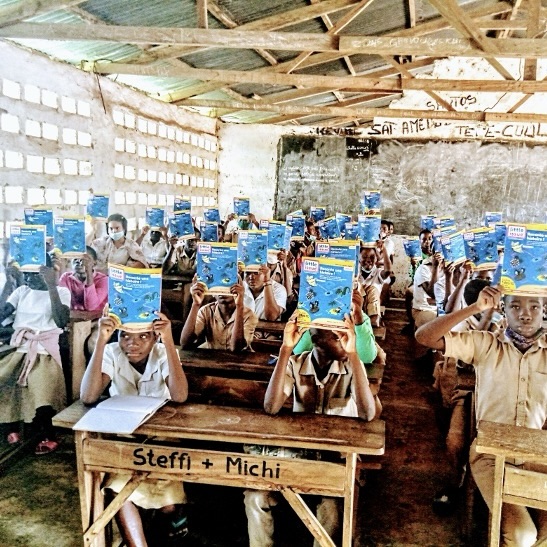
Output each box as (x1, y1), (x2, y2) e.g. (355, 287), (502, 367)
(464, 278), (491, 306)
(419, 229), (432, 238)
(86, 246), (98, 260)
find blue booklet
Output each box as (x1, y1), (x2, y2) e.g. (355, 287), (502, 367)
(495, 223), (506, 250)
(336, 213), (352, 236)
(9, 224), (46, 271)
(262, 220), (288, 252)
(167, 211), (195, 239)
(108, 265), (162, 331)
(310, 206), (326, 223)
(53, 216), (86, 257)
(315, 240), (359, 276)
(200, 221), (219, 242)
(286, 214), (305, 241)
(283, 225), (293, 251)
(25, 208), (54, 238)
(174, 197), (191, 212)
(403, 237), (422, 259)
(86, 194), (109, 220)
(358, 214), (381, 247)
(440, 231), (466, 265)
(361, 191), (381, 215)
(500, 223), (547, 296)
(484, 211), (503, 227)
(463, 227), (498, 271)
(344, 222), (359, 241)
(437, 216), (456, 231)
(203, 207), (221, 223)
(297, 257), (355, 329)
(238, 230), (268, 271)
(317, 216), (341, 240)
(196, 242), (238, 295)
(146, 207), (165, 230)
(234, 197), (250, 217)
(420, 215), (438, 231)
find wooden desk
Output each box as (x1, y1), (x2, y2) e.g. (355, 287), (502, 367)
(476, 421), (547, 547)
(69, 310), (103, 402)
(54, 401), (385, 547)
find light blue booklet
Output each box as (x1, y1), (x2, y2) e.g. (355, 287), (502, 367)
(25, 208), (54, 238)
(167, 211), (195, 239)
(146, 207), (165, 230)
(9, 224), (46, 271)
(286, 214), (306, 241)
(463, 227), (498, 271)
(86, 194), (109, 220)
(440, 231), (466, 265)
(234, 197), (250, 217)
(484, 211), (503, 227)
(238, 230), (268, 271)
(315, 240), (360, 276)
(174, 197), (191, 212)
(297, 257), (354, 329)
(200, 221), (219, 242)
(361, 191), (381, 215)
(53, 216), (86, 257)
(310, 206), (326, 223)
(317, 216), (341, 240)
(344, 222), (359, 241)
(261, 220), (288, 252)
(336, 213), (352, 236)
(500, 223), (547, 296)
(402, 237), (422, 259)
(420, 214), (438, 231)
(108, 264), (162, 331)
(203, 207), (221, 223)
(196, 242), (238, 294)
(358, 214), (381, 247)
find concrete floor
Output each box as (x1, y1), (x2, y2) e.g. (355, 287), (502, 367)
(0, 306), (488, 546)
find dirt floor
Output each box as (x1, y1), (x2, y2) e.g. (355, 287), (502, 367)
(0, 305), (488, 546)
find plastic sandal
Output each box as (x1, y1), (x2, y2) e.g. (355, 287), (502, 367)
(7, 432), (21, 445)
(35, 439), (59, 456)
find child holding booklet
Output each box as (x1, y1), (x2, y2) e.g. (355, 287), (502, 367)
(80, 310), (189, 546)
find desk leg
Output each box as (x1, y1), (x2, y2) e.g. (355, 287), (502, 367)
(342, 452), (357, 547)
(70, 320), (92, 402)
(489, 455), (506, 547)
(75, 431), (92, 533)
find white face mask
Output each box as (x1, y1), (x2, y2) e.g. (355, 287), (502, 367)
(110, 231), (124, 242)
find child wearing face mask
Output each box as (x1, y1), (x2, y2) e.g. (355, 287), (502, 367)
(0, 259), (71, 454)
(90, 213), (148, 273)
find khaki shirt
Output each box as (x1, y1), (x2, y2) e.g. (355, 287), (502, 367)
(283, 351), (368, 417)
(444, 330), (547, 430)
(195, 302), (258, 350)
(92, 236), (149, 272)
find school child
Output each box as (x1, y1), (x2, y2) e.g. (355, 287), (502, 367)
(136, 225), (169, 267)
(243, 265), (287, 321)
(90, 213), (148, 273)
(378, 219), (397, 306)
(80, 310), (189, 547)
(416, 287), (547, 546)
(0, 262), (70, 454)
(267, 249), (294, 310)
(412, 250), (445, 328)
(180, 280), (258, 352)
(358, 239), (392, 312)
(0, 260), (25, 344)
(244, 314), (377, 547)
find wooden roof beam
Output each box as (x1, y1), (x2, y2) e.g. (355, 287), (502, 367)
(0, 0), (83, 27)
(524, 0), (541, 80)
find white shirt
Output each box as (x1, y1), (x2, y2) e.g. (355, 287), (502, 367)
(412, 259), (445, 312)
(102, 342), (171, 399)
(358, 266), (389, 297)
(243, 279), (287, 320)
(140, 238), (168, 265)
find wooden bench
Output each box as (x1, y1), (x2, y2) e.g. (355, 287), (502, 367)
(476, 421), (547, 547)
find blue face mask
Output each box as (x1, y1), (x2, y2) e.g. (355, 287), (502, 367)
(110, 231), (124, 241)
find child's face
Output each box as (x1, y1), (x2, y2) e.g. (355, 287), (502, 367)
(360, 249), (377, 272)
(119, 331), (157, 364)
(380, 224), (390, 239)
(420, 232), (433, 254)
(311, 329), (346, 361)
(504, 296), (544, 338)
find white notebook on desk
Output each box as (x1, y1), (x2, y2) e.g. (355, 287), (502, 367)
(73, 395), (169, 434)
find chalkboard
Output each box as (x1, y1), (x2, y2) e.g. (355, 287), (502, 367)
(275, 137), (547, 234)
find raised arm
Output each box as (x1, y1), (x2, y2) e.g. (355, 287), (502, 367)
(41, 266), (70, 328)
(420, 253), (443, 300)
(135, 225), (150, 246)
(264, 315), (304, 415)
(260, 264), (285, 321)
(377, 240), (392, 280)
(179, 281), (205, 348)
(229, 282), (247, 352)
(153, 313), (188, 403)
(415, 286), (501, 351)
(444, 262), (472, 314)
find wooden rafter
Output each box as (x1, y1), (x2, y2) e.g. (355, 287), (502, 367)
(0, 0), (83, 26)
(197, 0), (208, 29)
(524, 0), (541, 80)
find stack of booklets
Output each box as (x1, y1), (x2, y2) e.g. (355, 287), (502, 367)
(73, 395), (169, 434)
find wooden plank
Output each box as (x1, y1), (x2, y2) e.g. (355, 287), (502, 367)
(197, 0), (208, 29)
(342, 452), (357, 547)
(83, 439), (346, 495)
(524, 0), (541, 80)
(504, 467), (547, 505)
(186, 375), (269, 407)
(70, 319), (93, 401)
(0, 0), (83, 26)
(490, 455), (505, 547)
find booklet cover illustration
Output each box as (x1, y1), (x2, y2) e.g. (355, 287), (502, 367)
(238, 230), (268, 271)
(463, 227), (498, 271)
(196, 242), (238, 294)
(53, 216), (86, 257)
(484, 211), (503, 227)
(203, 207), (221, 223)
(146, 207), (165, 229)
(317, 216), (341, 240)
(403, 237), (422, 258)
(262, 220), (287, 252)
(167, 211), (195, 238)
(344, 222), (359, 240)
(361, 191), (381, 215)
(315, 240), (359, 276)
(420, 214), (438, 231)
(297, 257), (355, 329)
(437, 216), (456, 231)
(286, 214), (305, 241)
(234, 197), (250, 217)
(440, 231), (466, 265)
(174, 197), (191, 212)
(495, 223), (506, 250)
(200, 221), (219, 242)
(336, 213), (352, 236)
(108, 264), (162, 332)
(310, 206), (326, 223)
(358, 214), (381, 247)
(500, 223), (547, 296)
(86, 194), (109, 220)
(25, 208), (54, 238)
(9, 224), (47, 271)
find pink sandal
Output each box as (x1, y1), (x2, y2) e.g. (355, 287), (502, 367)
(7, 432), (21, 445)
(35, 439), (59, 455)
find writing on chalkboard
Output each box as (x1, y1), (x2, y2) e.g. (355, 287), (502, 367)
(346, 138), (378, 159)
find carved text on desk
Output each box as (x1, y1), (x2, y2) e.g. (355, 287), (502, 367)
(84, 439), (346, 495)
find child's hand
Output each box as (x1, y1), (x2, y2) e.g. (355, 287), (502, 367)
(475, 286), (501, 312)
(98, 304), (120, 342)
(190, 281), (206, 305)
(230, 282), (244, 307)
(277, 249), (287, 263)
(351, 289), (365, 325)
(153, 312), (173, 342)
(337, 314), (357, 354)
(39, 265), (58, 287)
(282, 313), (306, 349)
(258, 264), (271, 281)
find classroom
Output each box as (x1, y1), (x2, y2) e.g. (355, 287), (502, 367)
(1, 1), (547, 546)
